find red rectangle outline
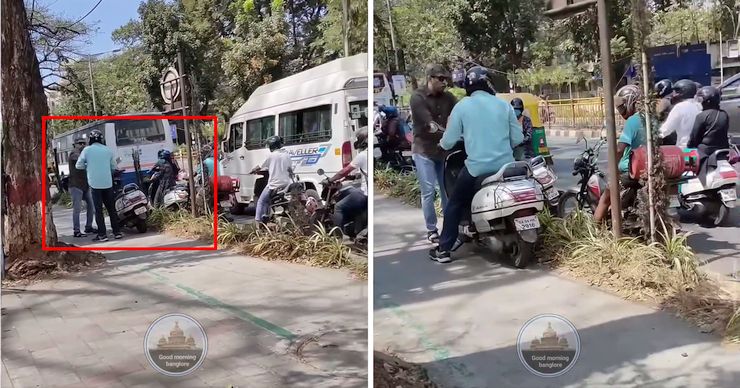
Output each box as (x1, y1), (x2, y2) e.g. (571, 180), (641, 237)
(42, 115), (219, 251)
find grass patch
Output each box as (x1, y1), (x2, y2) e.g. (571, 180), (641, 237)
(150, 208), (366, 279)
(540, 208), (739, 341)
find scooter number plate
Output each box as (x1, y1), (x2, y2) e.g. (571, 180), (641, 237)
(134, 206), (147, 215)
(545, 188), (559, 200)
(720, 189), (737, 203)
(514, 215), (540, 231)
(402, 150), (412, 157)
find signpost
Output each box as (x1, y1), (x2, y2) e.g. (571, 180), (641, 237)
(545, 0), (622, 237)
(160, 52), (197, 215)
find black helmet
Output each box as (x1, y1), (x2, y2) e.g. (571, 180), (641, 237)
(74, 136), (86, 147)
(161, 150), (172, 160)
(463, 66), (495, 96)
(672, 79), (697, 101)
(265, 135), (283, 151)
(157, 149), (165, 159)
(88, 129), (104, 145)
(354, 127), (368, 150)
(654, 79), (672, 98)
(697, 86), (721, 109)
(511, 98), (524, 110)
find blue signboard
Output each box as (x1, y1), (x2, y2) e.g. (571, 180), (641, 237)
(648, 43), (711, 86)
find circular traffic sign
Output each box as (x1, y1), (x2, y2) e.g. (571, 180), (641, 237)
(160, 67), (180, 104)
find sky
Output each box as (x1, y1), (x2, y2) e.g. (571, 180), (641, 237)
(44, 0), (140, 56)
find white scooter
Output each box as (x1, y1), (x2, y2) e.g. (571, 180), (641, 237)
(677, 149), (738, 226)
(112, 170), (151, 233)
(444, 142), (545, 268)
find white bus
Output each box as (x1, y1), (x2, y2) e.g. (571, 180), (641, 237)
(52, 113), (175, 187)
(373, 72), (395, 107)
(222, 53), (368, 210)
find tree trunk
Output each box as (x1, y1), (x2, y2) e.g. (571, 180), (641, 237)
(1, 0), (58, 259)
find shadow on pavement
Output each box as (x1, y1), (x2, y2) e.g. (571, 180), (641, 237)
(420, 311), (740, 388)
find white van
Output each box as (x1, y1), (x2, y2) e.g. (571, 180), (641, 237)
(222, 53), (368, 211)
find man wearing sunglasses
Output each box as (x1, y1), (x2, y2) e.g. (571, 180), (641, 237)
(409, 64), (458, 243)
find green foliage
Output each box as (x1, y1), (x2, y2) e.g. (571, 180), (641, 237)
(374, 0), (463, 77)
(649, 3), (718, 46)
(453, 0), (544, 71)
(313, 0), (368, 60)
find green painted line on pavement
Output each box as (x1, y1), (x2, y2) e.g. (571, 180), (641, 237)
(376, 296), (476, 380)
(149, 271), (297, 341)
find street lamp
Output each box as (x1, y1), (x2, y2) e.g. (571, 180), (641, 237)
(71, 48), (123, 115)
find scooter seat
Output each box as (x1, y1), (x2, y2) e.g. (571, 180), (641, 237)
(477, 162), (531, 188)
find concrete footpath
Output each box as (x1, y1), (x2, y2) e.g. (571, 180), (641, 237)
(373, 195), (740, 388)
(1, 218), (367, 387)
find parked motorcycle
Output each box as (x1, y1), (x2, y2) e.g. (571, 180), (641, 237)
(112, 169), (151, 233)
(444, 142), (545, 268)
(557, 137), (607, 218)
(312, 168), (368, 248)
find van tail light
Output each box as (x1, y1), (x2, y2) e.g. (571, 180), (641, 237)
(232, 177), (240, 191)
(341, 141), (352, 167)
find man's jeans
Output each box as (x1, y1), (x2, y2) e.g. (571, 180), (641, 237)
(92, 187), (121, 237)
(255, 187), (273, 223)
(333, 187), (367, 237)
(439, 166), (477, 252)
(70, 187), (95, 233)
(412, 153), (448, 232)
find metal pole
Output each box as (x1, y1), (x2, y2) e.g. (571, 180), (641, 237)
(177, 50), (197, 216)
(342, 0), (350, 57)
(385, 0), (400, 71)
(88, 57), (97, 115)
(720, 30), (725, 84)
(597, 0), (622, 237)
(641, 51), (656, 243)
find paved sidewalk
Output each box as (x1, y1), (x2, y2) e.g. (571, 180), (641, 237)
(374, 195), (740, 388)
(2, 233), (367, 387)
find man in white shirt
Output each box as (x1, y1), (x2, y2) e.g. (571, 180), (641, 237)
(658, 79), (702, 147)
(251, 136), (293, 223)
(326, 128), (368, 238)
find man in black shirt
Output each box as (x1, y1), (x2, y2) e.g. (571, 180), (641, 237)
(409, 64), (457, 243)
(67, 137), (96, 237)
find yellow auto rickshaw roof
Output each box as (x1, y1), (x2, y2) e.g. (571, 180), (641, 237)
(497, 92), (543, 127)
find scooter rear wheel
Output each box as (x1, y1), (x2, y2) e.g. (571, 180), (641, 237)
(510, 238), (535, 268)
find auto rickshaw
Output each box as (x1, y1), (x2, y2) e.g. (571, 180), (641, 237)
(497, 92), (554, 165)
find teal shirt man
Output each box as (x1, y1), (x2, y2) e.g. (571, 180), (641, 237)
(75, 143), (116, 189)
(618, 113), (646, 172)
(440, 90), (524, 176)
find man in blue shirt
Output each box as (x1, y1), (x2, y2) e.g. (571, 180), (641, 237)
(429, 67), (524, 263)
(594, 84), (646, 223)
(75, 129), (122, 241)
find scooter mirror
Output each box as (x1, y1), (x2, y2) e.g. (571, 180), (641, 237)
(317, 168), (325, 176)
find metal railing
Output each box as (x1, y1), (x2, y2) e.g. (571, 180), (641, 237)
(539, 97), (625, 130)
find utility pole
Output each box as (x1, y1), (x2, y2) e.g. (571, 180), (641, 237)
(597, 0), (623, 237)
(342, 0), (350, 57)
(385, 0), (400, 71)
(88, 58), (97, 115)
(177, 50), (197, 216)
